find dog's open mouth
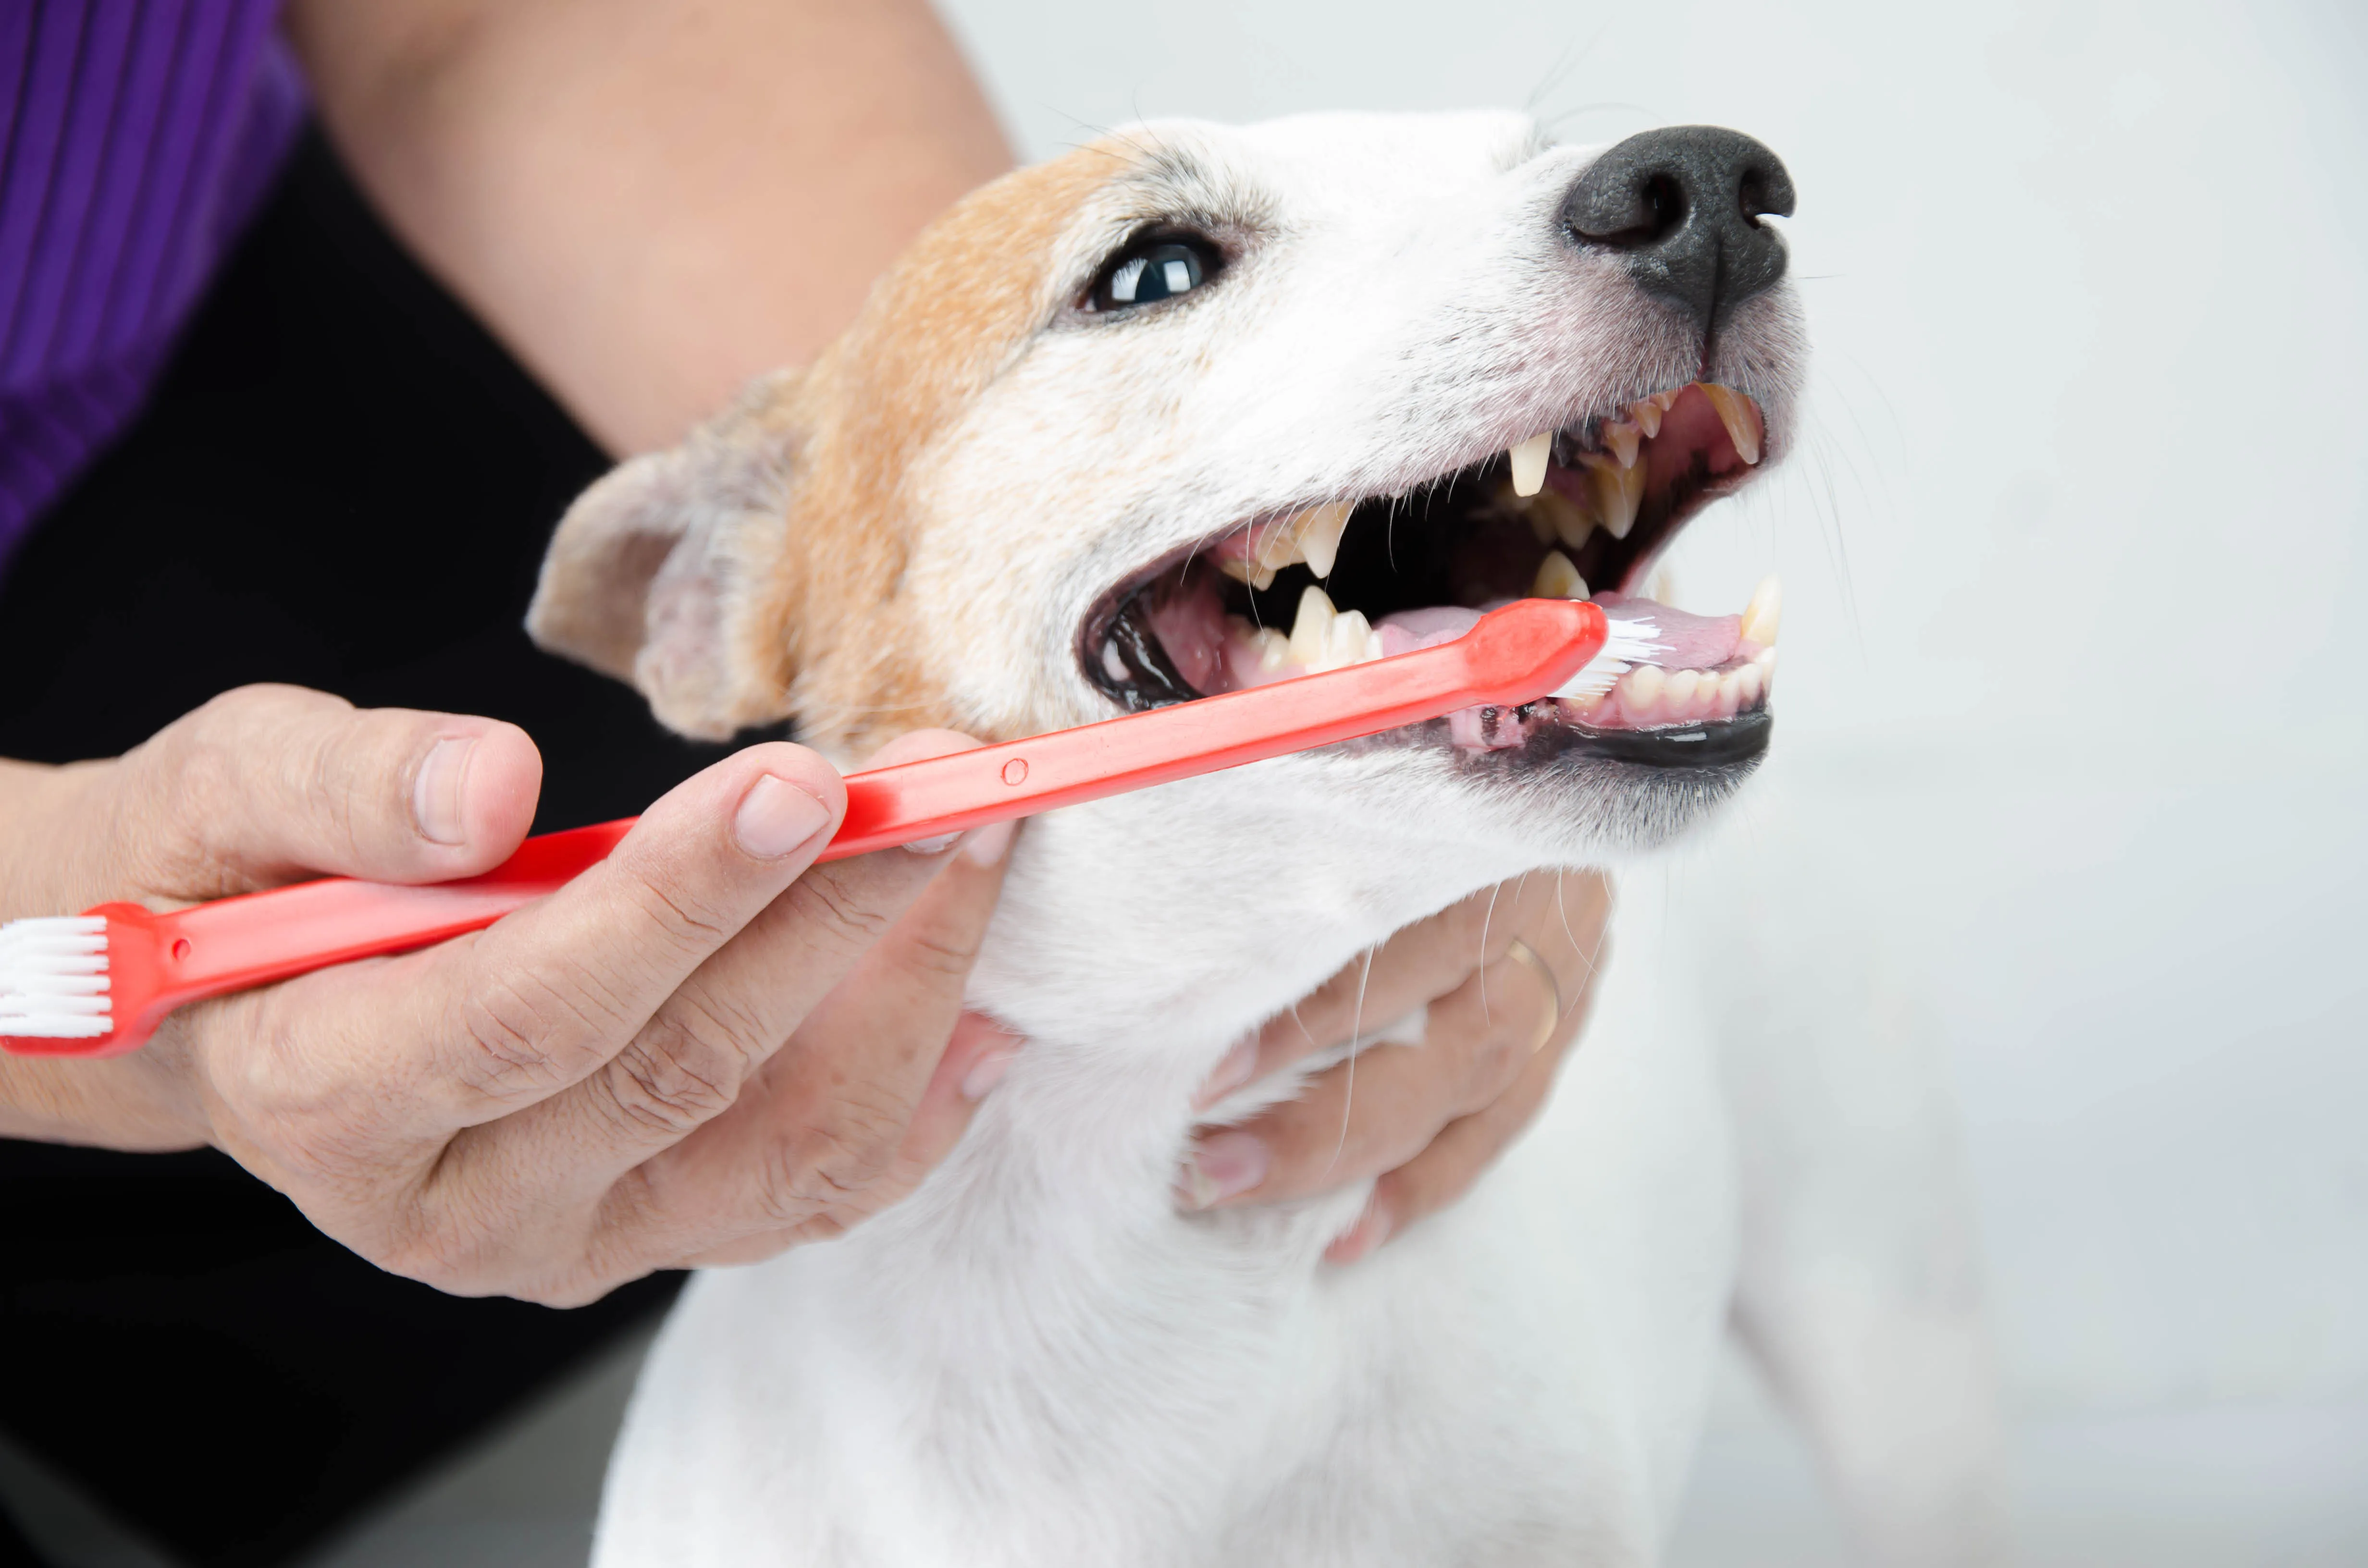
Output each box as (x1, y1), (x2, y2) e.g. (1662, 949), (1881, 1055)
(1081, 381), (1781, 767)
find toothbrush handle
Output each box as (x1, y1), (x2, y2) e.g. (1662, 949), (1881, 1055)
(61, 598), (1605, 1054)
(821, 597), (1606, 856)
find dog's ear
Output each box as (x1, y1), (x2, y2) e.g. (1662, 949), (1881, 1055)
(527, 373), (803, 741)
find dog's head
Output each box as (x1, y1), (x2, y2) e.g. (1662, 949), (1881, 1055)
(531, 111), (1804, 865)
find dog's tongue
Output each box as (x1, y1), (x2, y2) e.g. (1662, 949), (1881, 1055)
(1591, 593), (1743, 669)
(1376, 596), (1741, 669)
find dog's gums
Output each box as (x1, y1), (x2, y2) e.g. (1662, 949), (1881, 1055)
(1085, 380), (1778, 760)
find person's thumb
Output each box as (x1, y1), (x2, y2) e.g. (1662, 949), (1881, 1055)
(96, 684), (543, 901)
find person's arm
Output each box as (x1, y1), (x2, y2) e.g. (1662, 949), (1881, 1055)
(284, 0), (1014, 455)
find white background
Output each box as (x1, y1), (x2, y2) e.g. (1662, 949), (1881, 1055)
(13, 6), (2364, 1566)
(934, 0), (2368, 1557)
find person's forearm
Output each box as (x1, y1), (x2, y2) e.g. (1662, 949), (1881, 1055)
(285, 0), (1014, 455)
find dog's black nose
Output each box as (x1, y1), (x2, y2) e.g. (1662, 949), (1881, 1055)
(1562, 126), (1796, 339)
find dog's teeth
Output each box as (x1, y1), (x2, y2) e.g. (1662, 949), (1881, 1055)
(1102, 639), (1127, 682)
(1252, 627), (1291, 669)
(1218, 555), (1279, 591)
(1700, 383), (1763, 465)
(1753, 644), (1778, 697)
(1618, 663), (1665, 717)
(1325, 608), (1374, 670)
(1531, 549), (1588, 600)
(1739, 574), (1782, 644)
(1604, 419), (1642, 469)
(1525, 487), (1592, 550)
(1286, 585), (1338, 666)
(1735, 661), (1764, 707)
(1253, 525), (1306, 573)
(1508, 431), (1553, 498)
(1591, 459), (1647, 539)
(1630, 399), (1663, 439)
(1663, 668), (1702, 713)
(1294, 502), (1353, 579)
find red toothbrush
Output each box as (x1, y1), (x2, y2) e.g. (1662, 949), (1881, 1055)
(0, 598), (1651, 1057)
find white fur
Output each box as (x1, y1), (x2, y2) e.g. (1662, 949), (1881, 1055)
(586, 112), (2000, 1567)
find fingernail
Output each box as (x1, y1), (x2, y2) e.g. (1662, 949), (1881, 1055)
(961, 1046), (1017, 1100)
(903, 832), (962, 856)
(1178, 1130), (1269, 1211)
(734, 774), (832, 858)
(1193, 1035), (1258, 1109)
(961, 817), (1016, 867)
(411, 736), (476, 845)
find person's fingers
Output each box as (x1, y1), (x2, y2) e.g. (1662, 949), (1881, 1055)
(1328, 880), (1613, 1263)
(673, 1010), (1022, 1269)
(449, 735), (1014, 1250)
(1182, 870), (1611, 1216)
(1179, 943), (1556, 1210)
(1326, 1022), (1570, 1264)
(96, 684), (543, 901)
(579, 800), (1018, 1274)
(1197, 873), (1565, 1108)
(200, 739), (851, 1170)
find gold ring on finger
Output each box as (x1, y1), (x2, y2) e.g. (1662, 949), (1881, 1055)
(1502, 937), (1562, 1054)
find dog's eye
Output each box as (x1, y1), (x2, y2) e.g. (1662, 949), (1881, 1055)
(1087, 236), (1221, 313)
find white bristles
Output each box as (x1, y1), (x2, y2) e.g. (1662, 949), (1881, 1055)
(0, 915), (112, 1039)
(1551, 615), (1665, 700)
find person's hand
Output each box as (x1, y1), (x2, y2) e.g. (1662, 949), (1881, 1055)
(0, 685), (1019, 1304)
(1176, 870), (1611, 1262)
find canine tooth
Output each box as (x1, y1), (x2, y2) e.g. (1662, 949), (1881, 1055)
(1740, 574), (1782, 644)
(1218, 555), (1278, 591)
(1700, 383), (1763, 465)
(1591, 459), (1647, 539)
(1509, 431), (1553, 498)
(1531, 549), (1588, 600)
(1630, 399), (1663, 438)
(1294, 502), (1353, 579)
(1287, 585), (1337, 666)
(1604, 419), (1641, 469)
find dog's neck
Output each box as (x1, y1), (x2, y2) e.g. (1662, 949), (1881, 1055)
(789, 762), (1542, 1489)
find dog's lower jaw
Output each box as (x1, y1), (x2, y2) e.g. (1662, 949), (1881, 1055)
(594, 769), (1739, 1568)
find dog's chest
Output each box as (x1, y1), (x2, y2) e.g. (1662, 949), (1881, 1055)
(593, 862), (1739, 1568)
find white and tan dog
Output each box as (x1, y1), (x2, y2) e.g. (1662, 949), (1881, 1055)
(530, 111), (2002, 1567)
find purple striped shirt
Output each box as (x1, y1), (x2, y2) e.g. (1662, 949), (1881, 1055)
(0, 0), (305, 578)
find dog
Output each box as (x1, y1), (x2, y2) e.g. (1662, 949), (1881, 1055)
(528, 110), (2003, 1567)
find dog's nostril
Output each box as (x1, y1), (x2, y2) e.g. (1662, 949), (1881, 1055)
(1562, 125), (1796, 341)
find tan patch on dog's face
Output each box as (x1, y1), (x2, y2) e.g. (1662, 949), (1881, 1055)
(726, 145), (1131, 754)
